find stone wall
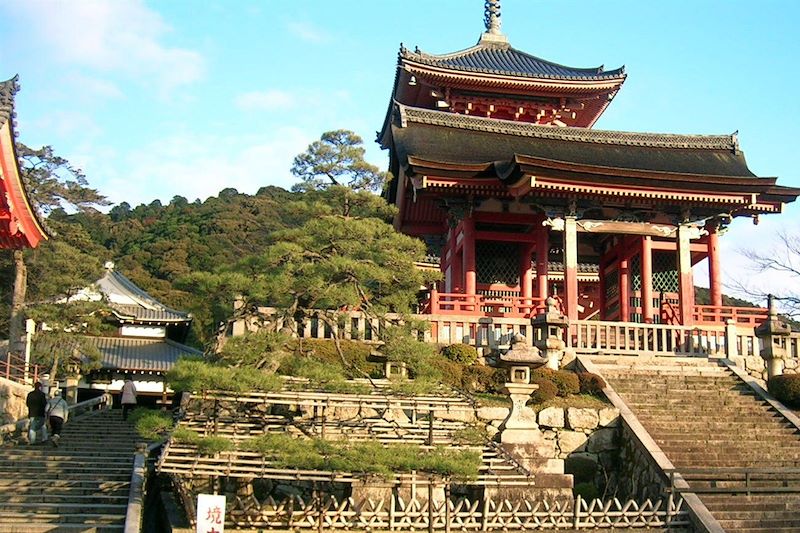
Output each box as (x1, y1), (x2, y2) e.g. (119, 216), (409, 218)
(476, 404), (621, 494)
(609, 421), (668, 501)
(733, 354), (800, 382)
(0, 377), (30, 425)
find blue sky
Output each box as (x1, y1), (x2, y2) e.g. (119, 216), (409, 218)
(1, 0), (799, 299)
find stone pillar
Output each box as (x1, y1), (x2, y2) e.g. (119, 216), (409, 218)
(677, 224), (695, 326)
(755, 295), (792, 380)
(641, 236), (654, 323)
(65, 376), (79, 405)
(563, 216), (578, 321)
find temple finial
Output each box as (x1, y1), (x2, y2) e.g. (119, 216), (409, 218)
(480, 0), (508, 44)
(484, 0), (502, 34)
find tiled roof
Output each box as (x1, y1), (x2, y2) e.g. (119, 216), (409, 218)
(0, 76), (18, 129)
(397, 105), (738, 151)
(111, 303), (189, 323)
(84, 336), (202, 372)
(97, 268), (191, 324)
(401, 43), (625, 81)
(390, 104), (754, 178)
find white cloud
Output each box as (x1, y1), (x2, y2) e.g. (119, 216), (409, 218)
(287, 20), (328, 43)
(93, 128), (314, 207)
(65, 73), (124, 101)
(235, 90), (296, 112)
(26, 110), (103, 141)
(6, 0), (204, 94)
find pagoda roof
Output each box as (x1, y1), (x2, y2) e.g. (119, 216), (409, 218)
(0, 76), (49, 249)
(96, 266), (192, 325)
(384, 104), (800, 213)
(401, 41), (625, 82)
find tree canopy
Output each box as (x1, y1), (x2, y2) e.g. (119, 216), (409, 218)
(291, 130), (387, 193)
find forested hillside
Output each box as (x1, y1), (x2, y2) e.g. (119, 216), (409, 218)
(0, 131), (433, 351)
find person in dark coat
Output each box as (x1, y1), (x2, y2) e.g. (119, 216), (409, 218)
(25, 382), (47, 444)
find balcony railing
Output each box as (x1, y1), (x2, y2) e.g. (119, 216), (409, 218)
(424, 291), (547, 318)
(692, 305), (768, 326)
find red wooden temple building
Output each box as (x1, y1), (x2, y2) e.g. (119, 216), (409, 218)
(0, 76), (48, 249)
(379, 3), (799, 328)
(0, 75), (50, 384)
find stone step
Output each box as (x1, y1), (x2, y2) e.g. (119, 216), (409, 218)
(0, 511), (125, 525)
(715, 518), (800, 530)
(0, 480), (130, 490)
(0, 493), (128, 505)
(0, 525), (124, 533)
(0, 502), (127, 513)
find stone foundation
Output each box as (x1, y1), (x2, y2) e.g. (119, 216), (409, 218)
(0, 377), (30, 425)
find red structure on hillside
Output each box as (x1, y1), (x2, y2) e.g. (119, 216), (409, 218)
(380, 2), (799, 327)
(0, 76), (48, 249)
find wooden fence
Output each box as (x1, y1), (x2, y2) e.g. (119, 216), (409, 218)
(222, 494), (689, 530)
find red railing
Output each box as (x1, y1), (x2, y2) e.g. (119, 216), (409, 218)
(424, 291), (547, 318)
(2, 352), (39, 386)
(693, 305), (768, 326)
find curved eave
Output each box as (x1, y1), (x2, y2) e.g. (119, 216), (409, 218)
(400, 43), (625, 81)
(507, 154), (776, 191)
(402, 60), (626, 93)
(0, 120), (48, 248)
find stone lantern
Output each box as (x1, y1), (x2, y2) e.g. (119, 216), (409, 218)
(755, 295), (792, 380)
(532, 296), (568, 370)
(498, 334), (548, 445)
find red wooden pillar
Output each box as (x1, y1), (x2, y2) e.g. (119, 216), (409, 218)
(450, 224), (462, 293)
(677, 224), (695, 326)
(463, 216), (476, 305)
(564, 216), (578, 321)
(520, 242), (535, 313)
(641, 236), (654, 323)
(536, 225), (549, 301)
(620, 257), (630, 322)
(707, 226), (722, 308)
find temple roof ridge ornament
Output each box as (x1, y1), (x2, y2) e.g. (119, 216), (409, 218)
(480, 0), (508, 45)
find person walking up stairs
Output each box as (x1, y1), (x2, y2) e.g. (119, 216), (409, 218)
(0, 407), (140, 532)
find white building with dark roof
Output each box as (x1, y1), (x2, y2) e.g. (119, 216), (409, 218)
(77, 263), (202, 403)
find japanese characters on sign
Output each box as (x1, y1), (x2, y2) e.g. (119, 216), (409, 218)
(196, 494), (226, 533)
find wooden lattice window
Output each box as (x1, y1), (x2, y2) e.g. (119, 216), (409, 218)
(476, 242), (520, 286)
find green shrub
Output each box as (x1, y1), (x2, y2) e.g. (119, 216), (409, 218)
(196, 436), (233, 455)
(577, 372), (606, 396)
(464, 365), (507, 393)
(172, 427), (201, 445)
(300, 339), (376, 374)
(530, 379), (557, 404)
(768, 374), (800, 407)
(130, 408), (173, 441)
(171, 427), (232, 455)
(440, 344), (479, 366)
(216, 331), (289, 370)
(240, 435), (480, 480)
(532, 367), (579, 397)
(166, 359), (282, 393)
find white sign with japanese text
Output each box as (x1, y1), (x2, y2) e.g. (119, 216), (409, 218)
(196, 493), (226, 533)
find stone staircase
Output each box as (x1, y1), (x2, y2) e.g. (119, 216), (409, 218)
(0, 408), (138, 532)
(596, 358), (800, 532)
